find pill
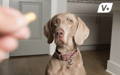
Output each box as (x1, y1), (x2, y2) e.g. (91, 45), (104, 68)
(24, 12), (37, 23)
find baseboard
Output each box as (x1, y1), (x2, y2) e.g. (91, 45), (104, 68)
(107, 60), (120, 75)
(79, 44), (110, 51)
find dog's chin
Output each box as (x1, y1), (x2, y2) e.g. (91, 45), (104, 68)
(55, 39), (65, 47)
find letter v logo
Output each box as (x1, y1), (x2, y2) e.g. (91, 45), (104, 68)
(97, 3), (113, 13)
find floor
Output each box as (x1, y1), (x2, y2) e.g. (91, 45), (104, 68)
(0, 50), (111, 75)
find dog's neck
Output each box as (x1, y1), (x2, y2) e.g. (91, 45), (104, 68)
(56, 46), (76, 55)
(56, 37), (77, 55)
(54, 38), (78, 61)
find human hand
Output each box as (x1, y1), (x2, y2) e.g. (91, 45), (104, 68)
(0, 7), (36, 62)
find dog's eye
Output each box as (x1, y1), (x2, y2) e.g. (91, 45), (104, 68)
(67, 18), (73, 23)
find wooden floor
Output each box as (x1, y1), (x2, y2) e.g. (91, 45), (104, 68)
(0, 50), (111, 75)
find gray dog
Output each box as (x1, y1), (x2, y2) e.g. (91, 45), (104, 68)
(44, 13), (89, 75)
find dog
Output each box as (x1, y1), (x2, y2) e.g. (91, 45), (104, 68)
(44, 13), (89, 75)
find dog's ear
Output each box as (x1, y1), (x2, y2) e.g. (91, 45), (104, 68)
(74, 17), (89, 45)
(44, 19), (54, 44)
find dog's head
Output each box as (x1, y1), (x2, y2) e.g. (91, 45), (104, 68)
(44, 13), (89, 47)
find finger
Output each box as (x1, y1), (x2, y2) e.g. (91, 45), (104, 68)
(0, 8), (36, 34)
(0, 8), (28, 34)
(10, 27), (31, 39)
(0, 50), (9, 62)
(0, 36), (18, 52)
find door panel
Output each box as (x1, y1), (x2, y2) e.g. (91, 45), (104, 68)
(10, 0), (49, 56)
(20, 1), (42, 39)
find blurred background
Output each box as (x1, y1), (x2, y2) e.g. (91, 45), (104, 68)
(0, 0), (120, 75)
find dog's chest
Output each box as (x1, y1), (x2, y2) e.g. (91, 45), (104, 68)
(55, 60), (80, 74)
(60, 60), (74, 69)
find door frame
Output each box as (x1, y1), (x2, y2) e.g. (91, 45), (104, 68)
(2, 0), (9, 7)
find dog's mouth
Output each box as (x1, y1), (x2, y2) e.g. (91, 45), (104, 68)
(54, 28), (66, 46)
(55, 35), (65, 46)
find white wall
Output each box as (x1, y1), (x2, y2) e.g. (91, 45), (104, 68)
(67, 2), (112, 50)
(107, 4), (120, 75)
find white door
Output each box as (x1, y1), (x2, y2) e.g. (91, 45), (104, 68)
(10, 0), (51, 56)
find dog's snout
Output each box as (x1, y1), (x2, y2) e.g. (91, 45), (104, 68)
(55, 28), (64, 36)
(56, 31), (63, 35)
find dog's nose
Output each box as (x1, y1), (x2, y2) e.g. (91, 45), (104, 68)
(55, 28), (64, 36)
